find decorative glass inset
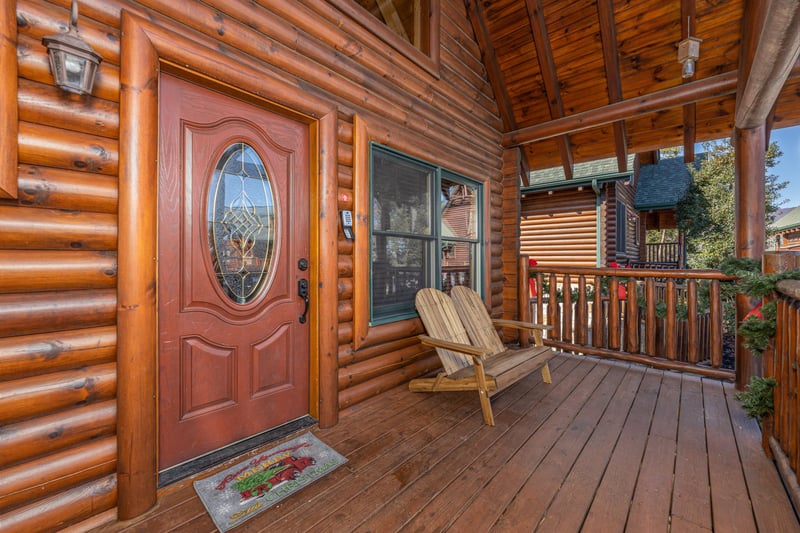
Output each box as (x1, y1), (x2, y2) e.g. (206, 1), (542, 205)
(208, 143), (275, 304)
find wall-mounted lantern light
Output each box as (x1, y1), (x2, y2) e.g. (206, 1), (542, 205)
(677, 36), (702, 79)
(42, 1), (102, 95)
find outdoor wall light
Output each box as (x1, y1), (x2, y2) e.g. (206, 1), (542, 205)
(42, 1), (102, 95)
(677, 36), (701, 79)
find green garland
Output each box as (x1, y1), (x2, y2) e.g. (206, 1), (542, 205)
(735, 376), (776, 419)
(738, 301), (776, 356)
(719, 256), (800, 356)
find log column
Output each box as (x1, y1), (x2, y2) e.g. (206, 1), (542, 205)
(734, 124), (766, 389)
(117, 12), (158, 519)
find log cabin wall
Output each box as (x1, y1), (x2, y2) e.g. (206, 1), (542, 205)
(520, 188), (599, 267)
(606, 179), (640, 265)
(0, 0), (503, 528)
(501, 148), (521, 325)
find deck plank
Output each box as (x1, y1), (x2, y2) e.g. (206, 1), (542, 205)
(491, 362), (630, 531)
(724, 381), (800, 532)
(446, 359), (614, 531)
(351, 356), (577, 532)
(671, 374), (712, 530)
(581, 368), (663, 531)
(626, 371), (681, 531)
(534, 362), (644, 532)
(92, 354), (799, 533)
(704, 378), (758, 533)
(402, 355), (597, 532)
(253, 391), (480, 531)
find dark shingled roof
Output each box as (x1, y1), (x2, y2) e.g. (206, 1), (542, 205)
(634, 154), (705, 210)
(524, 155), (635, 192)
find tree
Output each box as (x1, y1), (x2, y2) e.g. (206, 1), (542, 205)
(676, 139), (786, 270)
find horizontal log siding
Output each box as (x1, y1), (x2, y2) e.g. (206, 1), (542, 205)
(1, 3), (120, 528)
(3, 0), (502, 527)
(520, 188), (598, 267)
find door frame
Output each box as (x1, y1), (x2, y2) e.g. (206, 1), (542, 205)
(117, 12), (339, 520)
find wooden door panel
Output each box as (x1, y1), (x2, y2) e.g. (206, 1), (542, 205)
(158, 74), (310, 471)
(180, 337), (236, 419)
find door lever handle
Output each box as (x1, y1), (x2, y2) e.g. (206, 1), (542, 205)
(298, 279), (309, 324)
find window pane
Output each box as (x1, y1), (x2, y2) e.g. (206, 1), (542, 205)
(208, 142), (275, 304)
(372, 235), (429, 317)
(353, 0), (430, 53)
(441, 240), (474, 294)
(616, 201), (626, 253)
(372, 148), (432, 235)
(440, 178), (477, 240)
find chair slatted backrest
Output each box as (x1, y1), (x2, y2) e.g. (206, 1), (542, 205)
(415, 288), (473, 375)
(450, 286), (506, 356)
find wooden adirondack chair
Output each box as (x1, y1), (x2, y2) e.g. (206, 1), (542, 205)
(409, 286), (553, 425)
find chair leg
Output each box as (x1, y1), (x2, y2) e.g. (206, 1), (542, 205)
(478, 389), (495, 426)
(541, 362), (552, 384)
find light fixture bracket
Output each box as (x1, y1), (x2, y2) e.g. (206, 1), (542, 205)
(677, 36), (702, 79)
(42, 1), (102, 95)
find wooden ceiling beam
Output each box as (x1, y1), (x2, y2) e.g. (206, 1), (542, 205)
(503, 71), (739, 147)
(735, 0), (800, 129)
(681, 0), (697, 163)
(525, 0), (573, 179)
(465, 0), (530, 186)
(375, 0), (410, 42)
(596, 0), (628, 172)
(466, 0), (514, 131)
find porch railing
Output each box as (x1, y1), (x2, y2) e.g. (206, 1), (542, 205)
(767, 277), (800, 508)
(518, 257), (736, 380)
(646, 241), (682, 265)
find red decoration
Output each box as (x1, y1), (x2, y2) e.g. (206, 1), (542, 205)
(610, 261), (626, 299)
(745, 301), (763, 320)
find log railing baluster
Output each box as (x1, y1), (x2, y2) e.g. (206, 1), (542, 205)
(521, 264), (736, 380)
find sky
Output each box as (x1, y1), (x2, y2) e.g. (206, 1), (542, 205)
(770, 125), (800, 209)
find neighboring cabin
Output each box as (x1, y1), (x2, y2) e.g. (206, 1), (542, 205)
(520, 151), (698, 270)
(770, 205), (800, 251)
(633, 152), (701, 268)
(519, 155), (639, 268)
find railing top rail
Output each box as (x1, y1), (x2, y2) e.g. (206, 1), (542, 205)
(528, 265), (736, 281)
(776, 279), (800, 299)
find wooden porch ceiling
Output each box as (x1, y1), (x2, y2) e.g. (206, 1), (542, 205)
(466, 0), (800, 180)
(104, 354), (798, 532)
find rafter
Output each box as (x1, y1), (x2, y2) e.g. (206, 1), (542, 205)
(596, 0), (628, 172)
(502, 71), (739, 147)
(525, 0), (573, 179)
(681, 0), (697, 163)
(375, 0), (410, 42)
(465, 0), (530, 186)
(735, 0), (800, 130)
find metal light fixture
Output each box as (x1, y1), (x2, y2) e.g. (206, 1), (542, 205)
(42, 1), (102, 95)
(677, 36), (702, 79)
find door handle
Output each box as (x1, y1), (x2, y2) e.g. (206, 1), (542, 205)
(298, 279), (309, 324)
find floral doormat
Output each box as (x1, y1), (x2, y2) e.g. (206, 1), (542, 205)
(193, 433), (347, 532)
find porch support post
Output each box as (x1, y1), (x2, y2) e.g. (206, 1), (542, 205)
(117, 12), (158, 519)
(734, 124), (766, 389)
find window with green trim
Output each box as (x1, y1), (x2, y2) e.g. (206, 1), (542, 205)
(370, 144), (482, 324)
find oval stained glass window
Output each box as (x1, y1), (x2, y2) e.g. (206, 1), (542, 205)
(208, 142), (276, 304)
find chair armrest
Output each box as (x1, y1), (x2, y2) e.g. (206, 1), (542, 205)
(418, 335), (490, 359)
(492, 319), (553, 331)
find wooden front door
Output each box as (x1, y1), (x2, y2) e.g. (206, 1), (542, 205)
(158, 74), (310, 471)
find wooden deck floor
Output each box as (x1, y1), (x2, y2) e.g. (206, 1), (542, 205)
(103, 354), (799, 532)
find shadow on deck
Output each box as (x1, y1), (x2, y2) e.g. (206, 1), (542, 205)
(103, 353), (799, 532)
